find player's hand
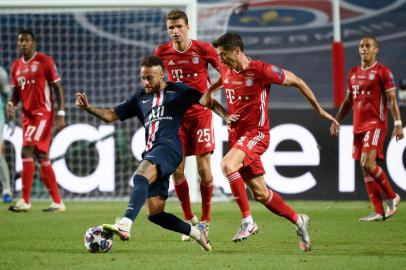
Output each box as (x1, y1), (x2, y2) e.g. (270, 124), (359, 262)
(75, 91), (89, 109)
(6, 101), (16, 120)
(226, 114), (240, 131)
(330, 121), (340, 137)
(319, 109), (340, 127)
(392, 126), (404, 141)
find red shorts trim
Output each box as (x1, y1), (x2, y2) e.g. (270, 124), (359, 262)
(353, 127), (386, 160)
(22, 114), (53, 153)
(178, 109), (215, 156)
(229, 130), (270, 167)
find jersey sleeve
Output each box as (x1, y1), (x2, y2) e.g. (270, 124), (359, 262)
(44, 56), (61, 83)
(346, 68), (354, 99)
(177, 83), (202, 108)
(262, 62), (286, 85)
(10, 61), (17, 88)
(379, 66), (396, 92)
(114, 90), (143, 123)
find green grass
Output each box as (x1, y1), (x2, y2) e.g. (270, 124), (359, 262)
(1, 200), (405, 270)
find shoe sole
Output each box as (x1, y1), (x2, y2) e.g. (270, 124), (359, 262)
(232, 228), (259, 242)
(102, 224), (130, 241)
(8, 207), (30, 212)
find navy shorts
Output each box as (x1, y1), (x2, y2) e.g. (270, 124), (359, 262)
(142, 144), (182, 199)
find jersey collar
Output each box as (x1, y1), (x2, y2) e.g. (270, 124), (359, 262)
(172, 40), (193, 53)
(361, 61), (378, 71)
(22, 52), (37, 64)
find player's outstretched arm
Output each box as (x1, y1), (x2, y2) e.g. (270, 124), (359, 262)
(283, 69), (339, 126)
(330, 94), (352, 137)
(75, 91), (119, 123)
(200, 95), (229, 122)
(200, 78), (223, 107)
(386, 89), (404, 141)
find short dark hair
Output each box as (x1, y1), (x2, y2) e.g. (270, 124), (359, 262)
(141, 56), (164, 69)
(361, 36), (379, 48)
(18, 29), (36, 40)
(212, 32), (244, 52)
(166, 9), (188, 25)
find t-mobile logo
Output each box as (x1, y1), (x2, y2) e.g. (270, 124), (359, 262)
(225, 88), (235, 104)
(171, 69), (183, 82)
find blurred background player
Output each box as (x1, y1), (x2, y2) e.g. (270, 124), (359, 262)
(154, 9), (220, 240)
(204, 32), (339, 251)
(7, 29), (66, 212)
(76, 56), (229, 251)
(398, 79), (406, 107)
(0, 66), (12, 203)
(330, 36), (403, 222)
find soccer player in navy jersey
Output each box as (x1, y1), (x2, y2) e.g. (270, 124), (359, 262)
(330, 37), (403, 221)
(154, 10), (221, 240)
(202, 32), (339, 251)
(75, 56), (229, 251)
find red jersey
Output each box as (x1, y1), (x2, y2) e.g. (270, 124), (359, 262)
(219, 60), (286, 134)
(10, 52), (60, 117)
(347, 62), (396, 133)
(154, 40), (220, 118)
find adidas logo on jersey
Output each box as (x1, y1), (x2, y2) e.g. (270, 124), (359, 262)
(168, 60), (175, 66)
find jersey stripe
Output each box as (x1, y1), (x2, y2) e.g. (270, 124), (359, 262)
(258, 89), (267, 127)
(247, 132), (265, 150)
(34, 119), (47, 141)
(145, 90), (163, 151)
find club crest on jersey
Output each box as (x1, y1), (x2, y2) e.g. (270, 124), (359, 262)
(31, 62), (39, 72)
(192, 56), (199, 64)
(368, 73), (376, 80)
(245, 77), (254, 87)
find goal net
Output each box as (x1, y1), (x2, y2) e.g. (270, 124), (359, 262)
(0, 0), (197, 200)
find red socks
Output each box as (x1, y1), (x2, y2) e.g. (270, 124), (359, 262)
(40, 160), (62, 203)
(264, 189), (298, 224)
(200, 178), (213, 222)
(364, 175), (385, 216)
(21, 158), (35, 204)
(371, 166), (396, 200)
(226, 172), (251, 218)
(174, 177), (194, 220)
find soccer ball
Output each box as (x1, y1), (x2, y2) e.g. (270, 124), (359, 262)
(84, 226), (113, 253)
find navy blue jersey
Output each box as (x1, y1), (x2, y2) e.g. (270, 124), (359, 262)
(114, 82), (202, 156)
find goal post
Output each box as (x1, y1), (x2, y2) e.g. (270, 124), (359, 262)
(0, 0), (199, 200)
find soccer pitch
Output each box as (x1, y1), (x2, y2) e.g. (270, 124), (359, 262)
(1, 201), (405, 270)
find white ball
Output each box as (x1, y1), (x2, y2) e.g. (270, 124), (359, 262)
(84, 225), (113, 253)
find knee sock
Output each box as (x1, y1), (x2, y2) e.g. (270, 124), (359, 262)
(174, 176), (194, 220)
(364, 175), (385, 216)
(264, 189), (298, 224)
(124, 175), (149, 221)
(226, 172), (251, 218)
(40, 160), (62, 203)
(148, 211), (191, 235)
(0, 155), (11, 194)
(200, 177), (213, 222)
(21, 158), (35, 204)
(371, 166), (396, 199)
